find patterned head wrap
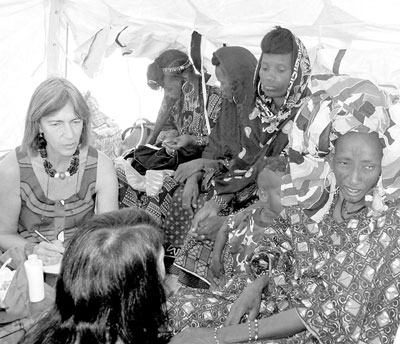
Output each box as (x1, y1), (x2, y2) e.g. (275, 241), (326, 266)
(251, 36), (311, 134)
(281, 74), (400, 222)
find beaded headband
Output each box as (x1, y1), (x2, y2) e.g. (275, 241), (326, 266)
(161, 60), (192, 73)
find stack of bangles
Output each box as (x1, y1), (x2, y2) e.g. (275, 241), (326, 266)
(213, 319), (259, 343)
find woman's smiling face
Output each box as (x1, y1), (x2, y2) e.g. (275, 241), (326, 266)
(333, 131), (383, 205)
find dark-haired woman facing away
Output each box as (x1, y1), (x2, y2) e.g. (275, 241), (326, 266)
(19, 208), (170, 344)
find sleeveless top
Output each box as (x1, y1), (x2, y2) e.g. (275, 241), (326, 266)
(17, 146), (98, 243)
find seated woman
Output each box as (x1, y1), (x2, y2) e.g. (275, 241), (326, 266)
(167, 75), (400, 343)
(117, 49), (222, 209)
(20, 208), (170, 344)
(118, 45), (258, 264)
(161, 45), (258, 273)
(0, 77), (119, 265)
(170, 26), (311, 288)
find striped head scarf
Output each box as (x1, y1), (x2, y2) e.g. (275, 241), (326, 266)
(281, 74), (400, 222)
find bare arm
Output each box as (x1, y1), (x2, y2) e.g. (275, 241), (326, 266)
(0, 151), (64, 263)
(210, 224), (229, 280)
(219, 308), (305, 343)
(169, 308), (305, 344)
(95, 150), (119, 213)
(0, 150), (26, 251)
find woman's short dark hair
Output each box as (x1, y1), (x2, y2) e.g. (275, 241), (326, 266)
(147, 49), (193, 90)
(260, 26), (297, 68)
(21, 208), (169, 344)
(21, 77), (91, 155)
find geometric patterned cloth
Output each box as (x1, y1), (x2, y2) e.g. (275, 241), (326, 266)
(167, 195), (400, 343)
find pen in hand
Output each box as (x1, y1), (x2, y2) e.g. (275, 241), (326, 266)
(34, 230), (51, 244)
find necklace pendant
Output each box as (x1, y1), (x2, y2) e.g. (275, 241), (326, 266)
(54, 172), (60, 179)
(59, 172), (66, 180)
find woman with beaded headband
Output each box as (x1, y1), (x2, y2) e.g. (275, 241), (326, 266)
(117, 49), (222, 211)
(170, 26), (311, 289)
(167, 75), (400, 344)
(0, 77), (118, 265)
(146, 49), (222, 149)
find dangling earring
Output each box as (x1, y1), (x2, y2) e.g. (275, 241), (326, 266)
(182, 81), (195, 96)
(323, 170), (339, 194)
(37, 132), (47, 150)
(182, 80), (195, 112)
(257, 80), (263, 97)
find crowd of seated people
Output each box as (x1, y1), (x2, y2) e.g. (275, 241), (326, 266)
(1, 24), (400, 344)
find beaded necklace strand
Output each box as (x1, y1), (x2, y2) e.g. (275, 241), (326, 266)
(39, 147), (80, 180)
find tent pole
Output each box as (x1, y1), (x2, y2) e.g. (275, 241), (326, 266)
(47, 0), (65, 77)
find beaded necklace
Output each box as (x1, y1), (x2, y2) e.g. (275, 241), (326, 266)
(39, 147), (80, 180)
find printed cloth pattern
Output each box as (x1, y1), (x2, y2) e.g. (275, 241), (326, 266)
(167, 196), (400, 343)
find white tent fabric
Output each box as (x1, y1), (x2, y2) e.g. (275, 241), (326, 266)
(2, 0), (400, 154)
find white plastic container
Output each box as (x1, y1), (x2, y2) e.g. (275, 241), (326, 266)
(24, 254), (45, 302)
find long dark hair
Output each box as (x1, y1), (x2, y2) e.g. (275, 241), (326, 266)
(20, 208), (169, 344)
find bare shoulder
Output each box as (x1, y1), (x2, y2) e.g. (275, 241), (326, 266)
(95, 149), (118, 188)
(93, 149), (119, 212)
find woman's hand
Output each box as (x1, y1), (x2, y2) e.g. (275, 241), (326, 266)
(168, 327), (215, 344)
(194, 215), (226, 241)
(210, 252), (225, 280)
(190, 200), (220, 236)
(181, 176), (200, 215)
(224, 276), (268, 326)
(163, 134), (195, 150)
(174, 159), (204, 184)
(33, 240), (64, 266)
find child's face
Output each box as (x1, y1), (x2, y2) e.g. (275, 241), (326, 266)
(258, 53), (292, 99)
(257, 166), (284, 214)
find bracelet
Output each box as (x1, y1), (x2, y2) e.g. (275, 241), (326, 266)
(196, 135), (208, 146)
(211, 194), (229, 211)
(248, 321), (253, 342)
(213, 326), (220, 344)
(254, 319), (259, 341)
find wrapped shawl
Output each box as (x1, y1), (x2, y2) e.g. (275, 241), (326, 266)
(202, 46), (257, 161)
(281, 74), (400, 222)
(214, 35), (311, 197)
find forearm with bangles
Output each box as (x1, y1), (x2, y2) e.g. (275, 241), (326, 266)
(214, 309), (305, 343)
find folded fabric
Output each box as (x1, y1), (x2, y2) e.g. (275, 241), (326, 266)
(114, 157), (174, 196)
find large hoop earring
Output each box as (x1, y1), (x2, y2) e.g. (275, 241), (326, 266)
(323, 170), (338, 194)
(257, 80), (263, 97)
(182, 81), (194, 96)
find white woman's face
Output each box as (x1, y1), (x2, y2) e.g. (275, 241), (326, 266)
(157, 246), (166, 281)
(258, 53), (292, 100)
(333, 132), (383, 205)
(39, 102), (83, 159)
(215, 65), (233, 102)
